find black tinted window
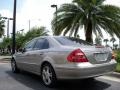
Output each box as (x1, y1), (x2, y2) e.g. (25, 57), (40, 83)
(34, 39), (49, 50)
(42, 39), (49, 49)
(54, 37), (92, 46)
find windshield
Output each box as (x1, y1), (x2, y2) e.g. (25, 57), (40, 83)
(54, 37), (93, 46)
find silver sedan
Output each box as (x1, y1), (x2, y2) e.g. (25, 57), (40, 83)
(11, 36), (117, 87)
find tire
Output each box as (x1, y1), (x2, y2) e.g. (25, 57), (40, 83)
(11, 59), (19, 73)
(41, 63), (57, 87)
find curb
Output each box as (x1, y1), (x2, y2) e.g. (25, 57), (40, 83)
(0, 57), (11, 63)
(113, 72), (120, 75)
(0, 56), (11, 60)
(106, 72), (120, 78)
(0, 61), (10, 63)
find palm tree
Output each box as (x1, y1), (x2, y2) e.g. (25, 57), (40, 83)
(0, 14), (5, 37)
(95, 36), (102, 45)
(114, 44), (118, 50)
(110, 37), (116, 49)
(103, 39), (109, 46)
(52, 0), (120, 43)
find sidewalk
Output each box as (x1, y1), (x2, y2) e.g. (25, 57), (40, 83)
(0, 56), (11, 59)
(0, 56), (11, 63)
(98, 72), (120, 82)
(106, 72), (120, 78)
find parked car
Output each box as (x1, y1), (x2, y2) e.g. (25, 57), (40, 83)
(11, 36), (117, 87)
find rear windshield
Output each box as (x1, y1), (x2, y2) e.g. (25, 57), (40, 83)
(54, 37), (92, 46)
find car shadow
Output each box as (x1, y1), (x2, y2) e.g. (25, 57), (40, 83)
(6, 70), (111, 90)
(56, 79), (110, 90)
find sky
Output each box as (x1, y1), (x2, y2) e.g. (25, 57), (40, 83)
(0, 0), (120, 45)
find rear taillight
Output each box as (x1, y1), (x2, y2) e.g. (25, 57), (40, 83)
(67, 49), (88, 62)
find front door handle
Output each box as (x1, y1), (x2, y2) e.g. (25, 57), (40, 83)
(40, 52), (44, 55)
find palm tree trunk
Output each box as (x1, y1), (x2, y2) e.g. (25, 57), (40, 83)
(106, 41), (107, 46)
(113, 42), (114, 49)
(85, 20), (93, 43)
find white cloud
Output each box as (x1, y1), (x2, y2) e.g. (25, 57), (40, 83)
(0, 9), (12, 17)
(0, 0), (72, 36)
(16, 0), (72, 34)
(105, 0), (120, 7)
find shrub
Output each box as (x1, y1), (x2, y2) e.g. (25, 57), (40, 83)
(115, 51), (120, 63)
(116, 63), (120, 72)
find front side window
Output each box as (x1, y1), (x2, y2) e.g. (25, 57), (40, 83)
(25, 39), (36, 51)
(34, 38), (49, 50)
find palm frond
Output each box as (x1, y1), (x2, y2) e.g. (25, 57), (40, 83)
(51, 0), (120, 43)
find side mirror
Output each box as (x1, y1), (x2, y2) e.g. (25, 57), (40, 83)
(19, 48), (26, 53)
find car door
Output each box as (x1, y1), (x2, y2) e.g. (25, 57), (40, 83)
(26, 38), (50, 74)
(16, 39), (37, 71)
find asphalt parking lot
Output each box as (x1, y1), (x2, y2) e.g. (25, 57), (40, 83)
(0, 62), (120, 90)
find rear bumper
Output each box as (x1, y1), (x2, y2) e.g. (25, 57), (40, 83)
(55, 60), (117, 79)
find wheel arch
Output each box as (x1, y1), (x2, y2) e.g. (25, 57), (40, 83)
(40, 60), (56, 77)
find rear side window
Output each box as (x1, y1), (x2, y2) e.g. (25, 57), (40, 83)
(34, 38), (49, 50)
(54, 37), (92, 46)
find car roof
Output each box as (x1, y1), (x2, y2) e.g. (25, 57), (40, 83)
(35, 36), (64, 38)
(32, 36), (66, 40)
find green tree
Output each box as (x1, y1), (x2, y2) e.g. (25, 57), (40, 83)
(114, 44), (118, 49)
(1, 37), (12, 49)
(24, 26), (48, 42)
(52, 0), (120, 43)
(15, 32), (26, 50)
(0, 26), (48, 54)
(103, 39), (109, 46)
(0, 37), (12, 54)
(15, 26), (48, 49)
(0, 14), (5, 37)
(110, 37), (116, 49)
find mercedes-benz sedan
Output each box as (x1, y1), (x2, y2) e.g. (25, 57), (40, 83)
(11, 36), (117, 87)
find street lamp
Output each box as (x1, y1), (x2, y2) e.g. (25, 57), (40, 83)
(20, 29), (24, 35)
(2, 17), (13, 38)
(12, 0), (17, 54)
(29, 20), (30, 31)
(51, 4), (58, 33)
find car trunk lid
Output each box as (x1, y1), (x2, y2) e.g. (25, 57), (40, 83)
(79, 46), (112, 64)
(63, 45), (112, 64)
